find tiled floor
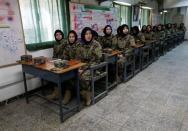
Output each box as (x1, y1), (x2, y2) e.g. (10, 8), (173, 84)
(1, 42), (188, 131)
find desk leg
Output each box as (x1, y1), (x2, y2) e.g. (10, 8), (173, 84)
(115, 60), (118, 83)
(23, 72), (29, 104)
(75, 70), (80, 111)
(41, 79), (45, 96)
(58, 81), (63, 122)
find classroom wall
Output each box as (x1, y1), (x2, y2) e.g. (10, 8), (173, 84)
(71, 0), (98, 5)
(0, 49), (53, 102)
(164, 0), (188, 8)
(163, 0), (188, 39)
(0, 0), (159, 102)
(100, 0), (160, 26)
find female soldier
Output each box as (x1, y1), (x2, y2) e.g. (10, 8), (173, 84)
(62, 30), (79, 104)
(144, 25), (155, 40)
(53, 30), (65, 59)
(141, 25), (147, 33)
(100, 25), (115, 49)
(47, 30), (65, 100)
(155, 24), (165, 40)
(112, 24), (137, 81)
(76, 27), (102, 106)
(132, 26), (145, 46)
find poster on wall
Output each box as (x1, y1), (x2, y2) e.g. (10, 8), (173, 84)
(0, 0), (25, 67)
(133, 5), (140, 21)
(69, 2), (119, 37)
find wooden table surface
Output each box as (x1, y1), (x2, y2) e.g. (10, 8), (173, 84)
(18, 59), (86, 74)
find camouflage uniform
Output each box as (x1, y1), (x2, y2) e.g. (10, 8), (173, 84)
(179, 25), (186, 39)
(112, 34), (135, 51)
(133, 32), (146, 46)
(63, 40), (79, 60)
(112, 34), (135, 81)
(155, 30), (166, 40)
(143, 32), (156, 40)
(76, 40), (102, 91)
(53, 39), (66, 59)
(100, 35), (115, 49)
(166, 29), (172, 38)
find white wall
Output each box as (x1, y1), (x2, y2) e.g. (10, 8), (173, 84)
(163, 0), (188, 39)
(164, 0), (188, 9)
(0, 48), (53, 102)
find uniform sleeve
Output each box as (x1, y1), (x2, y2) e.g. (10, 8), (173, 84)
(112, 36), (118, 50)
(62, 44), (69, 60)
(75, 44), (81, 61)
(140, 34), (146, 43)
(94, 44), (102, 62)
(129, 35), (137, 47)
(53, 44), (59, 58)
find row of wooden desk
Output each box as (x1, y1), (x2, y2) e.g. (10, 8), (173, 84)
(18, 39), (176, 122)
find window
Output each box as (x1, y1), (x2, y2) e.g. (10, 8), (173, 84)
(114, 3), (132, 27)
(19, 0), (64, 44)
(141, 8), (151, 27)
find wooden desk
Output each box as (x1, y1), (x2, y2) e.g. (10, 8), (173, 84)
(19, 59), (85, 122)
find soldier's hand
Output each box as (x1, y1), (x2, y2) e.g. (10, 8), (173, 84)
(118, 54), (123, 58)
(79, 69), (83, 74)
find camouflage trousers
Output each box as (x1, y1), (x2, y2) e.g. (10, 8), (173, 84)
(117, 56), (127, 82)
(79, 68), (102, 91)
(79, 70), (91, 91)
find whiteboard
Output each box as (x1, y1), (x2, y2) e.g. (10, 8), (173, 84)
(69, 2), (119, 37)
(0, 0), (25, 67)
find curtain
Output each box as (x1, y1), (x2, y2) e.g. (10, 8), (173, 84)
(114, 3), (132, 27)
(19, 0), (63, 44)
(141, 9), (150, 27)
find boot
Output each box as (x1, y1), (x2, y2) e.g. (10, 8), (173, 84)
(85, 91), (92, 106)
(80, 90), (92, 106)
(62, 90), (71, 105)
(47, 87), (59, 100)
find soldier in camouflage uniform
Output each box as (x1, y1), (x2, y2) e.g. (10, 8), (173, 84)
(132, 26), (145, 46)
(152, 26), (157, 33)
(165, 23), (172, 37)
(100, 25), (116, 83)
(63, 30), (79, 60)
(141, 25), (147, 33)
(179, 23), (186, 40)
(171, 23), (178, 36)
(154, 24), (166, 40)
(100, 25), (115, 49)
(143, 25), (156, 40)
(112, 24), (137, 81)
(154, 24), (166, 54)
(76, 27), (102, 106)
(115, 25), (122, 38)
(53, 30), (66, 59)
(61, 30), (80, 104)
(92, 30), (101, 42)
(179, 23), (186, 32)
(47, 30), (66, 100)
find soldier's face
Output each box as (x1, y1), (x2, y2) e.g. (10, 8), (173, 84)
(147, 27), (151, 32)
(142, 26), (147, 30)
(158, 26), (161, 31)
(85, 30), (92, 42)
(106, 27), (112, 34)
(69, 33), (75, 44)
(55, 32), (63, 41)
(123, 27), (129, 34)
